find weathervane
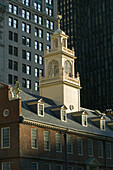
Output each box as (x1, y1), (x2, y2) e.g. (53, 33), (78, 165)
(57, 14), (62, 30)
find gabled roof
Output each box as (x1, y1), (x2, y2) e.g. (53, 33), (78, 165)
(19, 90), (113, 138)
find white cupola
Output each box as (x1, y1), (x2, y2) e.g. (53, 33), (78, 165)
(39, 15), (81, 112)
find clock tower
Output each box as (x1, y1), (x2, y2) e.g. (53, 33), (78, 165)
(39, 15), (81, 112)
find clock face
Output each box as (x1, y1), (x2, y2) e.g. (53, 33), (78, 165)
(48, 60), (59, 77)
(64, 60), (72, 77)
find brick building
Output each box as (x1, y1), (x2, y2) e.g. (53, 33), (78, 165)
(1, 23), (113, 170)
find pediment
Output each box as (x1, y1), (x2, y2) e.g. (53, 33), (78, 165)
(85, 158), (101, 166)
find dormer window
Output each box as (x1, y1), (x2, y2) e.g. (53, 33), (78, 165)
(37, 99), (44, 117)
(61, 110), (67, 121)
(100, 117), (105, 130)
(82, 112), (88, 127)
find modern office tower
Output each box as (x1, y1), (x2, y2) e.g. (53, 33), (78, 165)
(0, 0), (57, 94)
(58, 0), (113, 112)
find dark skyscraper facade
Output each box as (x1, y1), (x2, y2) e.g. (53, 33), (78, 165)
(58, 0), (113, 112)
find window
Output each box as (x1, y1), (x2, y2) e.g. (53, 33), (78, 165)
(32, 162), (38, 170)
(14, 61), (18, 71)
(49, 9), (53, 16)
(39, 29), (43, 38)
(35, 68), (39, 77)
(9, 3), (13, 13)
(27, 65), (31, 75)
(13, 19), (18, 28)
(14, 76), (18, 84)
(31, 129), (38, 149)
(27, 51), (31, 61)
(8, 74), (12, 84)
(67, 135), (73, 153)
(44, 131), (50, 150)
(35, 82), (39, 91)
(22, 36), (26, 45)
(38, 103), (44, 116)
(47, 32), (50, 41)
(44, 164), (51, 170)
(22, 22), (26, 32)
(39, 56), (43, 64)
(22, 0), (30, 6)
(39, 42), (43, 51)
(22, 64), (26, 73)
(47, 45), (50, 50)
(64, 60), (72, 77)
(56, 133), (62, 152)
(46, 20), (50, 28)
(9, 31), (13, 40)
(8, 60), (12, 69)
(22, 9), (26, 18)
(57, 165), (62, 170)
(50, 21), (54, 30)
(34, 2), (42, 11)
(27, 11), (30, 20)
(106, 142), (111, 159)
(82, 113), (87, 127)
(34, 15), (38, 23)
(100, 117), (105, 130)
(61, 110), (66, 121)
(46, 7), (49, 15)
(9, 17), (13, 27)
(35, 41), (38, 50)
(35, 54), (39, 63)
(14, 47), (18, 56)
(39, 69), (43, 77)
(14, 33), (18, 42)
(2, 162), (10, 170)
(98, 141), (103, 158)
(77, 137), (83, 155)
(35, 27), (38, 36)
(22, 50), (26, 59)
(39, 16), (43, 25)
(27, 38), (31, 47)
(27, 79), (31, 89)
(68, 167), (73, 170)
(88, 139), (93, 156)
(9, 45), (13, 55)
(1, 128), (10, 148)
(22, 78), (26, 87)
(14, 5), (18, 15)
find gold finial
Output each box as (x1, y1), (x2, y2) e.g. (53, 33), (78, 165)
(57, 14), (62, 30)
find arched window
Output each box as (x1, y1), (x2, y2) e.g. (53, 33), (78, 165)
(64, 60), (72, 77)
(62, 38), (66, 47)
(48, 60), (59, 77)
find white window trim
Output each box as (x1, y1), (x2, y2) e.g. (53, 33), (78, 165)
(31, 128), (38, 149)
(67, 135), (73, 154)
(1, 127), (10, 149)
(82, 113), (88, 127)
(37, 103), (44, 117)
(44, 131), (50, 151)
(56, 165), (62, 170)
(100, 119), (106, 131)
(106, 142), (111, 159)
(77, 137), (83, 155)
(60, 109), (67, 122)
(56, 133), (62, 153)
(32, 162), (38, 170)
(88, 139), (93, 157)
(2, 162), (10, 170)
